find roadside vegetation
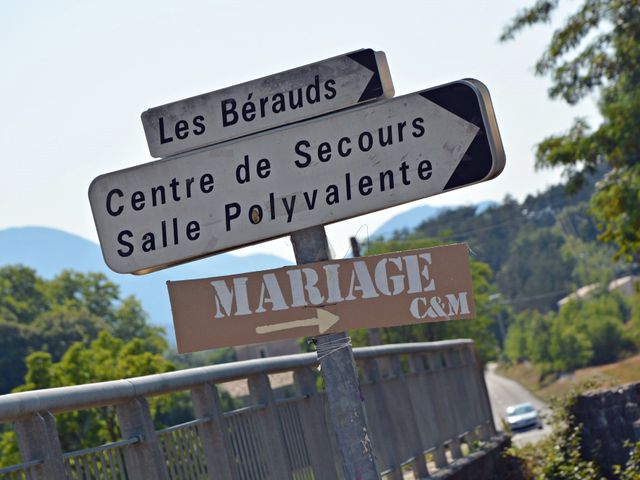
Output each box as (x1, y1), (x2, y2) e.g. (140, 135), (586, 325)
(501, 386), (640, 479)
(497, 0), (640, 477)
(503, 291), (640, 382)
(495, 0), (640, 381)
(0, 268), (238, 467)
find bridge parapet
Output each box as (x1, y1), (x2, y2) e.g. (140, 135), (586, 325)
(0, 339), (495, 479)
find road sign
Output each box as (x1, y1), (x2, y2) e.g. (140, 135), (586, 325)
(167, 244), (475, 353)
(141, 49), (394, 158)
(89, 79), (505, 274)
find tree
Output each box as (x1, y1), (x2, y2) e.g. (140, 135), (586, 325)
(109, 296), (167, 354)
(561, 236), (616, 287)
(524, 310), (553, 365)
(412, 199), (524, 274)
(43, 270), (120, 323)
(30, 305), (107, 361)
(501, 0), (640, 260)
(0, 266), (185, 466)
(0, 265), (47, 324)
(504, 309), (554, 367)
(8, 331), (176, 454)
(557, 293), (633, 365)
(0, 320), (35, 393)
(0, 267), (168, 394)
(629, 291), (640, 348)
(549, 323), (593, 372)
(505, 291), (634, 373)
(504, 318), (528, 362)
(496, 227), (575, 312)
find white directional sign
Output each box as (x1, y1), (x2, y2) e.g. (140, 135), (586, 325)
(89, 79), (505, 274)
(141, 49), (394, 158)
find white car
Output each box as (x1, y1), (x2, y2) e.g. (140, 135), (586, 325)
(505, 402), (542, 430)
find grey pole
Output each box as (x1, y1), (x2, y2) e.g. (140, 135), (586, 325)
(350, 236), (382, 347)
(291, 227), (380, 479)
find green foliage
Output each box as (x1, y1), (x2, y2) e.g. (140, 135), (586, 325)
(43, 270), (120, 322)
(507, 385), (602, 479)
(404, 177), (627, 313)
(614, 442), (640, 480)
(4, 331), (176, 455)
(0, 264), (250, 469)
(582, 297), (631, 363)
(592, 165), (640, 260)
(524, 312), (553, 365)
(30, 305), (107, 361)
(0, 266), (167, 394)
(504, 292), (634, 373)
(505, 310), (555, 373)
(629, 292), (640, 348)
(0, 265), (47, 323)
(411, 198), (525, 275)
(497, 227), (575, 312)
(557, 294), (632, 365)
(561, 235), (617, 287)
(365, 237), (440, 255)
(0, 320), (35, 393)
(513, 422), (602, 479)
(509, 385), (640, 479)
(110, 296), (167, 354)
(0, 431), (20, 469)
(548, 323), (593, 372)
(504, 317), (528, 363)
(501, 0), (640, 260)
(522, 312), (552, 365)
(20, 351), (55, 391)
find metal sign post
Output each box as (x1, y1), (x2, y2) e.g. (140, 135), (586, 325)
(350, 236), (382, 347)
(290, 225), (380, 479)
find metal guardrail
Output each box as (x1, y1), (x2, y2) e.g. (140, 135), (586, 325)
(0, 339), (495, 479)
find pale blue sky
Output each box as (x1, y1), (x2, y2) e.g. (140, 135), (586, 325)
(1, 0), (598, 264)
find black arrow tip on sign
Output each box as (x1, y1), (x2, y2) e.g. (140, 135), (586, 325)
(348, 49), (384, 102)
(420, 82), (498, 190)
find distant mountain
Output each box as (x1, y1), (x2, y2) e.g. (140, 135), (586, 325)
(0, 227), (107, 279)
(371, 201), (495, 239)
(0, 227), (291, 340)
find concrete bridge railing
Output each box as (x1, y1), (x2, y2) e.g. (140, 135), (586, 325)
(0, 339), (496, 479)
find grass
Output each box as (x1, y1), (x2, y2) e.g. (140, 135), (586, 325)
(498, 354), (640, 402)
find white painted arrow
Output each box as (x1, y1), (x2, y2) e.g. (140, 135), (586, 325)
(255, 309), (340, 335)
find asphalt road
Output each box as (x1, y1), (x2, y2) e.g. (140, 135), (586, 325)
(484, 363), (552, 446)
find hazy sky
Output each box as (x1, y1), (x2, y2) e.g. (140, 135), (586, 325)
(1, 0), (599, 265)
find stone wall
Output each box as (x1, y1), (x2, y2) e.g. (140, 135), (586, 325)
(570, 382), (640, 477)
